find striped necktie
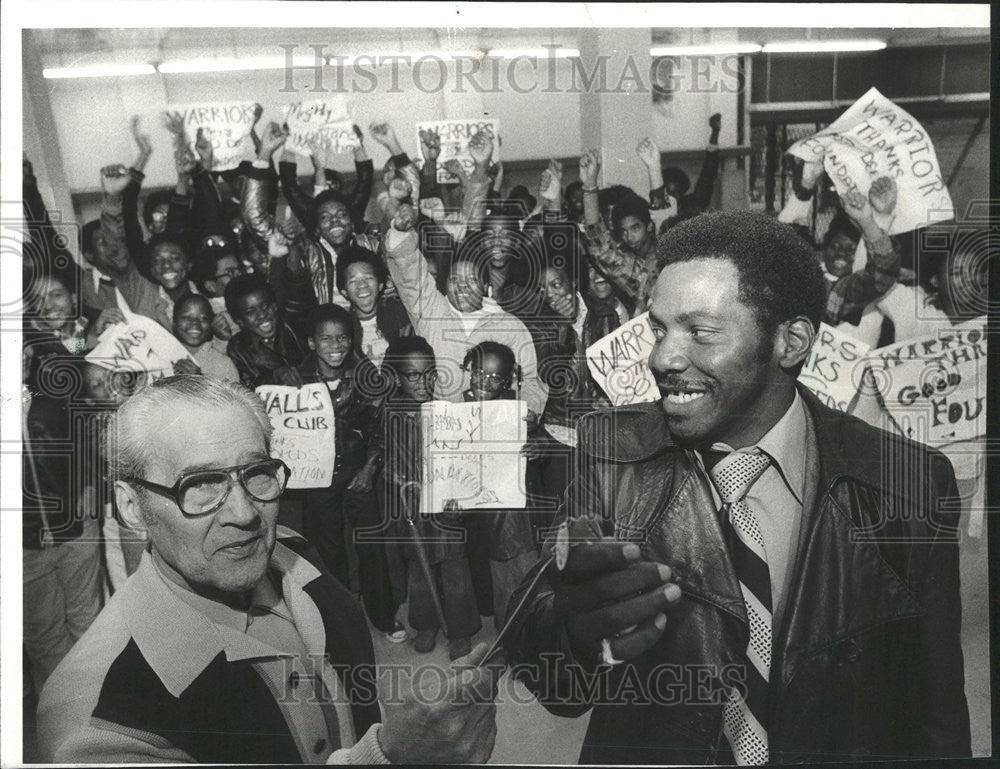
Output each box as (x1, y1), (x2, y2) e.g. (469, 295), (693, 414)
(707, 449), (773, 766)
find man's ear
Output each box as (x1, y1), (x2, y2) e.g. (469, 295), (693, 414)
(307, 336), (316, 352)
(114, 481), (148, 534)
(775, 317), (815, 369)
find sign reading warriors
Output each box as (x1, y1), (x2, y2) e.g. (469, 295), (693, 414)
(419, 399), (527, 513)
(255, 383), (336, 489)
(415, 119), (500, 184)
(787, 87), (953, 235)
(586, 313), (659, 407)
(165, 102), (258, 171)
(863, 317), (987, 445)
(282, 96), (360, 156)
(797, 323), (871, 413)
(86, 314), (196, 385)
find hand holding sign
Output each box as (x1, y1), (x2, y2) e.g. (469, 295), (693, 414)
(165, 102), (258, 171)
(787, 87), (953, 234)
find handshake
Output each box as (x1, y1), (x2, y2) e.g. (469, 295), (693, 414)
(552, 519), (683, 668)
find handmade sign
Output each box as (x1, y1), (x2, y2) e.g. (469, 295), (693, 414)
(586, 313), (659, 407)
(419, 399), (527, 512)
(787, 87), (953, 234)
(86, 313), (196, 384)
(283, 96), (360, 156)
(415, 118), (500, 183)
(256, 383), (336, 489)
(165, 102), (258, 171)
(797, 323), (871, 413)
(862, 317), (986, 445)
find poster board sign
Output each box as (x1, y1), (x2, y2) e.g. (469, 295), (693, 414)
(585, 313), (659, 407)
(256, 383), (336, 489)
(282, 97), (360, 156)
(415, 118), (500, 183)
(419, 399), (527, 512)
(86, 314), (196, 384)
(787, 87), (953, 235)
(862, 317), (986, 445)
(797, 323), (871, 413)
(165, 102), (258, 171)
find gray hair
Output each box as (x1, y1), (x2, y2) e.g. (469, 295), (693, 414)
(107, 374), (272, 483)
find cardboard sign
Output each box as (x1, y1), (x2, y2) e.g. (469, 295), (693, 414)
(788, 87), (953, 234)
(256, 383), (336, 489)
(86, 314), (196, 384)
(415, 119), (500, 183)
(586, 313), (659, 407)
(282, 97), (360, 156)
(166, 102), (258, 172)
(797, 323), (871, 413)
(863, 317), (986, 445)
(419, 399), (527, 512)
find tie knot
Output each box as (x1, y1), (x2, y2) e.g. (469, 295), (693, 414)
(708, 450), (772, 504)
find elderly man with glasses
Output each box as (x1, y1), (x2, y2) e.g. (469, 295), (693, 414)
(37, 375), (500, 765)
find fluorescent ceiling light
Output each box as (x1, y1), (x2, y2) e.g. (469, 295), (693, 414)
(762, 40), (887, 54)
(651, 43), (762, 56)
(158, 57), (295, 73)
(43, 63), (156, 79)
(326, 51), (484, 65)
(486, 48), (580, 59)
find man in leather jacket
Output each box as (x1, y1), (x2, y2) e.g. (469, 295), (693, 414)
(503, 210), (970, 764)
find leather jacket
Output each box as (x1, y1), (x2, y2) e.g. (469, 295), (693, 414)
(504, 387), (970, 764)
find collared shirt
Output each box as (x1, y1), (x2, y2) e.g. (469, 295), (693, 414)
(693, 390), (808, 625)
(147, 547), (359, 764)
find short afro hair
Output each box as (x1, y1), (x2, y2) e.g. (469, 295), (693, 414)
(224, 272), (275, 318)
(655, 210), (827, 334)
(611, 192), (653, 232)
(335, 245), (389, 292)
(145, 232), (190, 263)
(306, 303), (355, 342)
(172, 293), (213, 324)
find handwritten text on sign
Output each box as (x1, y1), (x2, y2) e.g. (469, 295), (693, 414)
(419, 399), (527, 512)
(863, 317), (986, 445)
(797, 323), (871, 413)
(283, 97), (360, 156)
(788, 87), (953, 235)
(586, 313), (659, 407)
(256, 383), (336, 489)
(86, 314), (196, 384)
(166, 102), (257, 172)
(415, 119), (500, 184)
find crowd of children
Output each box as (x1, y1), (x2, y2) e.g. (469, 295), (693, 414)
(21, 105), (986, 696)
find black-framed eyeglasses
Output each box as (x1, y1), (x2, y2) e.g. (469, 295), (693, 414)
(214, 267), (242, 279)
(400, 368), (436, 383)
(125, 458), (290, 517)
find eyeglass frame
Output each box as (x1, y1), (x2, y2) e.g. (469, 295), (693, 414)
(468, 367), (510, 385)
(124, 458), (291, 518)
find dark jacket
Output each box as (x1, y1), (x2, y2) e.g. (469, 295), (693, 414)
(227, 321), (309, 390)
(382, 400), (469, 566)
(227, 260), (316, 389)
(285, 352), (384, 482)
(504, 387), (970, 764)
